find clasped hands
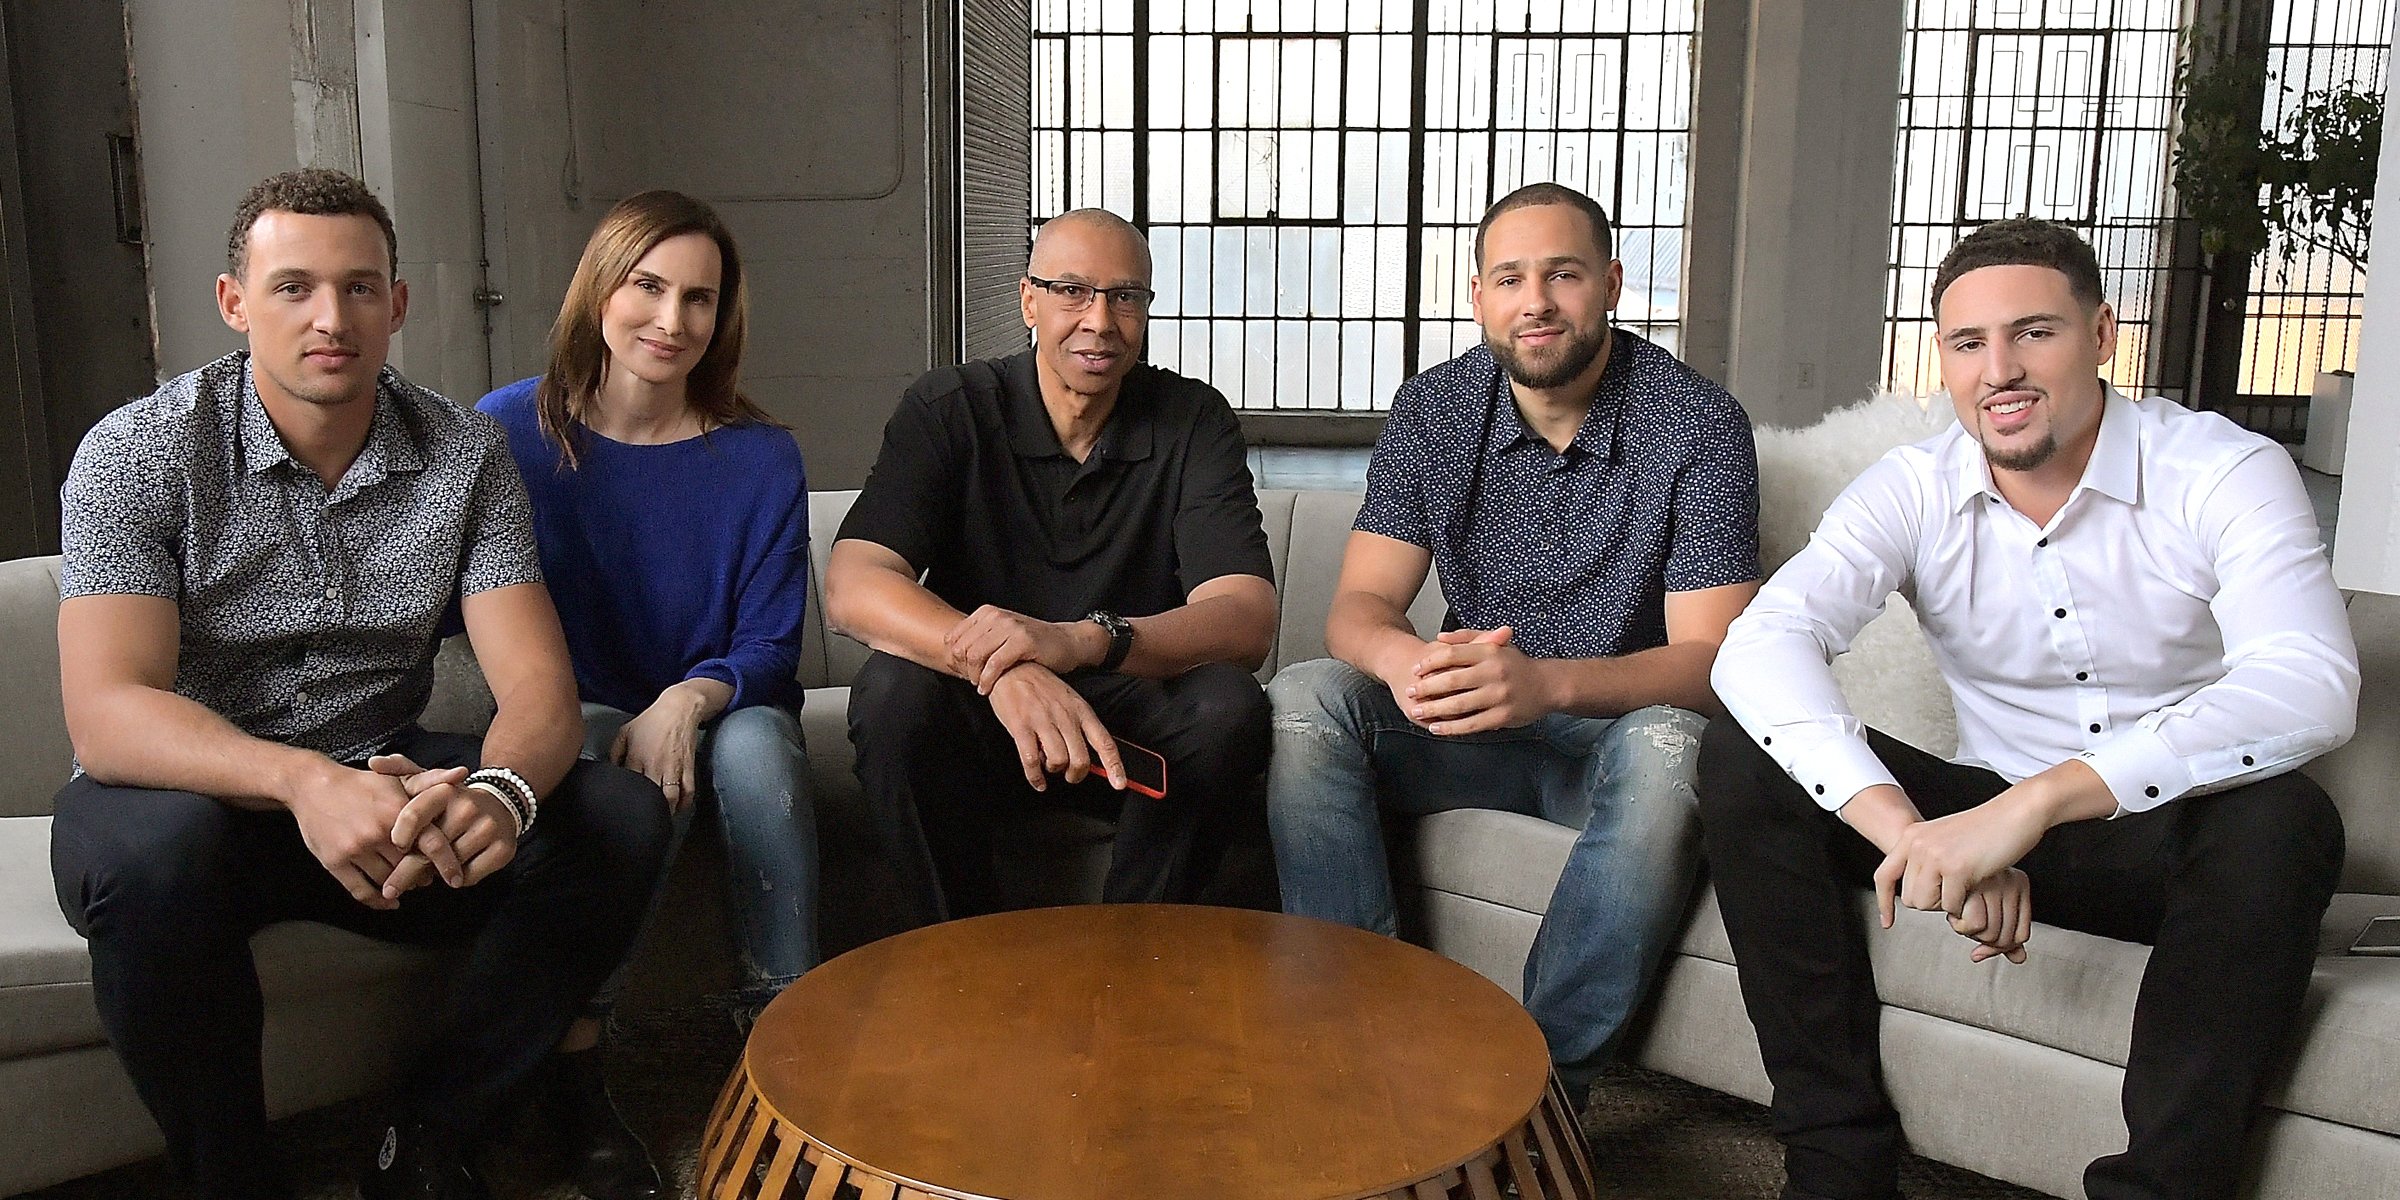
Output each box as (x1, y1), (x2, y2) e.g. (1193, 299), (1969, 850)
(289, 754), (519, 911)
(1868, 787), (2048, 964)
(942, 605), (1126, 793)
(1387, 626), (1556, 736)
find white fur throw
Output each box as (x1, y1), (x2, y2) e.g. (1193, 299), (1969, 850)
(1752, 389), (1960, 757)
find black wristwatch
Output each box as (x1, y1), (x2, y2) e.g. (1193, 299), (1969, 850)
(1086, 609), (1135, 672)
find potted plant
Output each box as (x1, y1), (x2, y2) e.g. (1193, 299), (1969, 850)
(2172, 38), (2381, 269)
(2172, 30), (2384, 472)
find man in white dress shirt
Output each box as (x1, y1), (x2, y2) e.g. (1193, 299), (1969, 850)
(1699, 218), (2358, 1200)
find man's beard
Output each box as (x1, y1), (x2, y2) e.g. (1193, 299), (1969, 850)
(1488, 322), (1608, 389)
(1974, 391), (2059, 471)
(1980, 431), (2059, 472)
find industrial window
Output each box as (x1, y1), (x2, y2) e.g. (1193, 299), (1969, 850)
(1030, 0), (1699, 412)
(1880, 0), (2188, 402)
(2236, 0), (2390, 403)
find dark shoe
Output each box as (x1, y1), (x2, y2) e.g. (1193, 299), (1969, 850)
(539, 1047), (663, 1200)
(356, 1122), (490, 1200)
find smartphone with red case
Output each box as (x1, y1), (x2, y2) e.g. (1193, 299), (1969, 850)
(1114, 738), (1168, 800)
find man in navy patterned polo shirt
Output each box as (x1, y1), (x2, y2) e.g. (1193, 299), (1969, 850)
(1267, 182), (1761, 1099)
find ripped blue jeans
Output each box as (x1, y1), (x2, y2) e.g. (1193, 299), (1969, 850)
(583, 701), (818, 1010)
(1264, 658), (1705, 1090)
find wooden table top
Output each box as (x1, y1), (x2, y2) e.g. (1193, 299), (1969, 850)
(742, 903), (1554, 1200)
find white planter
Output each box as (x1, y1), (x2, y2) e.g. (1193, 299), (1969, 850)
(2305, 370), (2356, 475)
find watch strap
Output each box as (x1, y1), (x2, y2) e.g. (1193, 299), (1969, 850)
(1088, 610), (1134, 672)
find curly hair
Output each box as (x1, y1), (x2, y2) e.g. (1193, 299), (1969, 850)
(226, 168), (399, 281)
(1474, 182), (1615, 270)
(1930, 219), (2103, 318)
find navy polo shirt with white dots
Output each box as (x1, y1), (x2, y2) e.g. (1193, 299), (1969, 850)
(1354, 331), (1760, 660)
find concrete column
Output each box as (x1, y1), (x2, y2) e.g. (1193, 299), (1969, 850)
(1715, 0), (1905, 429)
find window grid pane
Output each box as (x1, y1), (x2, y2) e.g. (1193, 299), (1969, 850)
(2237, 0), (2390, 404)
(1033, 0), (1698, 411)
(1882, 0), (2185, 403)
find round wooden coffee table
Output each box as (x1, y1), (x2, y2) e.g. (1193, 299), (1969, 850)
(697, 904), (1593, 1200)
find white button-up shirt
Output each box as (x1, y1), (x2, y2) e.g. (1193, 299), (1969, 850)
(1713, 387), (2359, 815)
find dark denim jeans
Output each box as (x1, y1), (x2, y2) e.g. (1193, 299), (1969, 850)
(49, 727), (671, 1199)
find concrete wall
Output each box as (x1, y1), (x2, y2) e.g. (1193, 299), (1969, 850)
(3, 0), (156, 553)
(2331, 23), (2400, 595)
(357, 0), (489, 406)
(126, 1), (306, 373)
(474, 0), (932, 488)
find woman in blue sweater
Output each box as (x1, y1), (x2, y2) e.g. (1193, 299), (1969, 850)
(480, 190), (813, 1200)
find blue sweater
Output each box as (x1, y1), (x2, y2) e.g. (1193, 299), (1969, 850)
(478, 378), (809, 714)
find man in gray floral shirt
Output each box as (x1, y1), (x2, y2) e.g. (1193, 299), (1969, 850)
(48, 169), (671, 1200)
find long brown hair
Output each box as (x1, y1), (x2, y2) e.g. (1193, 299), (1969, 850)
(536, 189), (781, 468)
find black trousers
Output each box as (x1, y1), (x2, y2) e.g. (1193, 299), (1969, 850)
(1695, 721), (2343, 1200)
(49, 727), (671, 1200)
(848, 652), (1270, 925)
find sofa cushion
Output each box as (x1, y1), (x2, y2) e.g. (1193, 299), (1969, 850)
(805, 491), (861, 690)
(0, 557), (72, 819)
(0, 816), (101, 1058)
(2305, 591), (2400, 895)
(1, 814), (451, 1061)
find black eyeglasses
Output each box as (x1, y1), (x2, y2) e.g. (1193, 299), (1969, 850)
(1026, 274), (1156, 315)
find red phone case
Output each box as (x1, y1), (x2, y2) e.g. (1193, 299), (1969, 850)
(1116, 739), (1168, 799)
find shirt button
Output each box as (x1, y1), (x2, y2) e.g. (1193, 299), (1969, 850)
(2088, 723), (2102, 733)
(2036, 537), (2049, 548)
(2243, 755), (2256, 766)
(2053, 608), (2067, 619)
(2144, 785), (2160, 798)
(323, 586), (340, 601)
(295, 690), (311, 706)
(2075, 671), (2090, 682)
(1813, 784), (1825, 795)
(1762, 736), (1773, 745)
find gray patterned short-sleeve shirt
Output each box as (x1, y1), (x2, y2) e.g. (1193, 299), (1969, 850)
(59, 352), (542, 764)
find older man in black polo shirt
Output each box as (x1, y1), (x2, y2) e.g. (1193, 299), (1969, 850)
(1266, 183), (1761, 1099)
(826, 208), (1276, 924)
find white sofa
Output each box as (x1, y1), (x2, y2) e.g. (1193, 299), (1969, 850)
(2, 471), (2396, 1197)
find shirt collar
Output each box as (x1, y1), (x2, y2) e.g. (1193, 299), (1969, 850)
(235, 356), (427, 484)
(1480, 330), (1633, 461)
(1004, 351), (1155, 464)
(1945, 380), (2139, 513)
(2079, 384), (2139, 505)
(235, 360), (295, 476)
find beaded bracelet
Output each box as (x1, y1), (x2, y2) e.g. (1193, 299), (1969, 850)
(465, 766), (539, 836)
(463, 781), (526, 837)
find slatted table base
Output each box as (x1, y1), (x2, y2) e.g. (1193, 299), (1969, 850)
(698, 1064), (1597, 1200)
